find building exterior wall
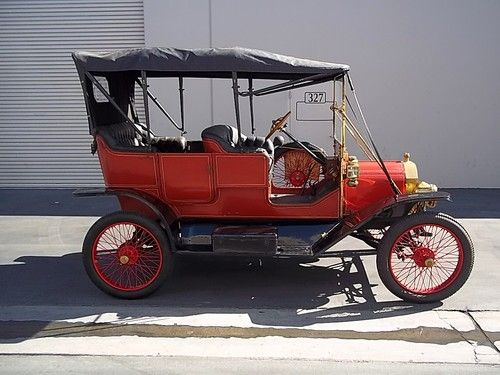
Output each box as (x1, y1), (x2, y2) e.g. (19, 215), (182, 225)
(0, 0), (498, 188)
(0, 0), (145, 187)
(144, 0), (500, 188)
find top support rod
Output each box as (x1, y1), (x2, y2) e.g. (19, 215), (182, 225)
(178, 77), (185, 134)
(239, 72), (340, 97)
(248, 78), (255, 135)
(134, 78), (183, 133)
(346, 72), (401, 196)
(85, 71), (137, 133)
(232, 72), (242, 146)
(140, 71), (152, 148)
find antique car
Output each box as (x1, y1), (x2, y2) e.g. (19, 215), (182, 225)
(72, 47), (474, 302)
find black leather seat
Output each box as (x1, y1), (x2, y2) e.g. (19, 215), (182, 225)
(151, 136), (187, 152)
(201, 124), (274, 159)
(97, 122), (148, 151)
(201, 125), (240, 152)
(97, 122), (186, 152)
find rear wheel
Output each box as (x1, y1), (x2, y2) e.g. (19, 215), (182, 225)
(377, 212), (474, 303)
(82, 211), (172, 299)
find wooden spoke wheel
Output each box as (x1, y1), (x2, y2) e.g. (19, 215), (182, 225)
(377, 212), (474, 303)
(83, 211), (172, 299)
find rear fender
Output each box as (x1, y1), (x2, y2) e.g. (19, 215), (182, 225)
(73, 188), (178, 251)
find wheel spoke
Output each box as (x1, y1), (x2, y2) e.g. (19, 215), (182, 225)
(92, 221), (163, 292)
(272, 149), (323, 188)
(389, 222), (464, 295)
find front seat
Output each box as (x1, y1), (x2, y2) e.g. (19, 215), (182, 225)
(201, 125), (242, 153)
(201, 124), (274, 159)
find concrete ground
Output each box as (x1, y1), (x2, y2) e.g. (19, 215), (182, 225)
(1, 355), (499, 374)
(0, 188), (499, 372)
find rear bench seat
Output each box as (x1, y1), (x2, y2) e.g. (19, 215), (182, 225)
(97, 122), (187, 153)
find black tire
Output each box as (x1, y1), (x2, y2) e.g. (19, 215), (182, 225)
(82, 211), (172, 299)
(377, 212), (474, 303)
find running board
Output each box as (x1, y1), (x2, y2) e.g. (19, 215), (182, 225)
(177, 221), (341, 257)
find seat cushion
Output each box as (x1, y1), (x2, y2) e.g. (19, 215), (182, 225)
(201, 124), (274, 160)
(151, 136), (187, 152)
(97, 122), (148, 151)
(201, 124), (246, 152)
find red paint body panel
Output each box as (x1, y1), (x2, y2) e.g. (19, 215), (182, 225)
(97, 138), (159, 191)
(215, 154), (268, 187)
(344, 161), (406, 215)
(96, 136), (403, 221)
(176, 186), (340, 219)
(202, 139), (224, 153)
(159, 154), (214, 202)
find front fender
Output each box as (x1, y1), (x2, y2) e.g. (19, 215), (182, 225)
(312, 191), (450, 254)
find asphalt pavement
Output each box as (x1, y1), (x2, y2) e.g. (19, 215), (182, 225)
(0, 188), (499, 372)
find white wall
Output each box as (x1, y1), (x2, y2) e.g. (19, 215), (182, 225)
(144, 0), (500, 188)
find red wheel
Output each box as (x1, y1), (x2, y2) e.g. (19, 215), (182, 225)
(377, 212), (474, 303)
(83, 211), (171, 298)
(272, 148), (322, 192)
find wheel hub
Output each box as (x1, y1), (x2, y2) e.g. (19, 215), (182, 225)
(117, 243), (139, 265)
(289, 170), (306, 187)
(424, 258), (436, 267)
(413, 247), (435, 268)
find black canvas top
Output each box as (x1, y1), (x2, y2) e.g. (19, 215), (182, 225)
(72, 47), (349, 79)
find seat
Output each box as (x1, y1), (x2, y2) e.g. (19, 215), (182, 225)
(97, 122), (148, 151)
(97, 122), (186, 152)
(201, 125), (241, 152)
(151, 136), (187, 152)
(201, 124), (274, 158)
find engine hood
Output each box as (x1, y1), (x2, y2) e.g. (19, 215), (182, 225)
(343, 160), (406, 215)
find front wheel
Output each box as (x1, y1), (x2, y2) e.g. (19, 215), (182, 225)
(82, 211), (172, 299)
(377, 212), (474, 303)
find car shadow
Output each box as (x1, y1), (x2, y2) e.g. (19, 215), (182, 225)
(0, 250), (441, 343)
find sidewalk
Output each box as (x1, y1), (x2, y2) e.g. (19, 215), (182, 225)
(1, 305), (499, 364)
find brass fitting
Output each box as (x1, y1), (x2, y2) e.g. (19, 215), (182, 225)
(402, 152), (437, 193)
(346, 155), (359, 187)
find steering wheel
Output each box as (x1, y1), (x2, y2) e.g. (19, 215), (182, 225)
(265, 111), (291, 141)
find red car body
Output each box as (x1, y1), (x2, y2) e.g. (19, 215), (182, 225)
(72, 47), (473, 302)
(96, 136), (406, 222)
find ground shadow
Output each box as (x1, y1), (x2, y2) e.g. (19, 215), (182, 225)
(0, 189), (119, 216)
(0, 251), (441, 342)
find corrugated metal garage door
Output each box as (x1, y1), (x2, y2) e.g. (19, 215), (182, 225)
(0, 0), (144, 187)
